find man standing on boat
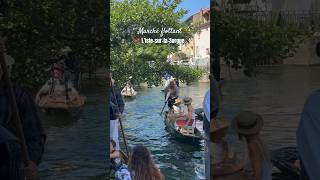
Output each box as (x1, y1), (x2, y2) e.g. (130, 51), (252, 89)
(163, 71), (173, 89)
(59, 46), (81, 90)
(0, 38), (46, 179)
(109, 71), (125, 151)
(164, 80), (179, 112)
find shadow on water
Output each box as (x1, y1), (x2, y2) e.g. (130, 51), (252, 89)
(39, 110), (77, 128)
(122, 82), (209, 180)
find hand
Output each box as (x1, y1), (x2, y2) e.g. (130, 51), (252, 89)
(116, 113), (122, 119)
(23, 161), (37, 180)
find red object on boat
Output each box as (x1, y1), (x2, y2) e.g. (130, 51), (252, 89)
(175, 120), (193, 127)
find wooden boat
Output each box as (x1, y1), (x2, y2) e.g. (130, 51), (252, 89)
(271, 147), (300, 178)
(164, 111), (203, 140)
(37, 95), (86, 112)
(121, 87), (137, 97)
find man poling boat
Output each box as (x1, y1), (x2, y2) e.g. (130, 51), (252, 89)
(162, 72), (173, 91)
(0, 37), (46, 180)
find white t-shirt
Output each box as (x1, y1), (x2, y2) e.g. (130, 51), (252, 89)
(203, 90), (210, 121)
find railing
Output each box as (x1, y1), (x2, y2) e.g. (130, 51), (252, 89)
(190, 57), (210, 72)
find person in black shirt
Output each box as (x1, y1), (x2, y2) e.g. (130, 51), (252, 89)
(0, 39), (46, 179)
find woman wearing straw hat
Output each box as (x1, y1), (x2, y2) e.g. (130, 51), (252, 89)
(233, 111), (272, 180)
(211, 118), (243, 178)
(180, 97), (195, 128)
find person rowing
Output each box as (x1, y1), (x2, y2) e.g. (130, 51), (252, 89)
(164, 80), (179, 112)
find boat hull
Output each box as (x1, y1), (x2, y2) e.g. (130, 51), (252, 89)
(164, 111), (203, 141)
(37, 95), (86, 112)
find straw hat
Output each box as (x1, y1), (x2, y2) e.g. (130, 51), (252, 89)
(232, 111), (263, 135)
(174, 99), (182, 105)
(210, 118), (229, 134)
(183, 97), (192, 105)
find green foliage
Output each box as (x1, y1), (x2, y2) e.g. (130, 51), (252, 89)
(212, 10), (311, 77)
(1, 0), (106, 89)
(166, 65), (204, 84)
(111, 0), (202, 87)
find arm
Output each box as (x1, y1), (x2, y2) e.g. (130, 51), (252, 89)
(17, 88), (46, 165)
(248, 143), (263, 180)
(35, 81), (50, 104)
(110, 150), (120, 159)
(116, 89), (125, 114)
(187, 105), (193, 120)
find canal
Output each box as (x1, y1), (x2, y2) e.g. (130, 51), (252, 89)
(38, 79), (108, 180)
(122, 82), (209, 180)
(219, 65), (320, 172)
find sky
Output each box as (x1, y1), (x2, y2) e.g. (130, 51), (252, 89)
(177, 0), (210, 21)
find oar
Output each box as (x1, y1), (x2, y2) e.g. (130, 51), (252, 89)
(160, 101), (167, 116)
(0, 38), (30, 172)
(110, 80), (130, 156)
(118, 115), (129, 157)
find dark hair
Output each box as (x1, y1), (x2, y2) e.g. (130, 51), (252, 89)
(110, 139), (116, 148)
(128, 145), (162, 180)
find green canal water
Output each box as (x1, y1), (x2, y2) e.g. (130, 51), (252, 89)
(121, 82), (209, 180)
(37, 77), (209, 180)
(38, 79), (108, 180)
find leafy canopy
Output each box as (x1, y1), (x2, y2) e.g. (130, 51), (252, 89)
(111, 0), (204, 87)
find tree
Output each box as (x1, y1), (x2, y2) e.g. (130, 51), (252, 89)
(110, 0), (203, 87)
(211, 9), (311, 78)
(0, 0), (106, 89)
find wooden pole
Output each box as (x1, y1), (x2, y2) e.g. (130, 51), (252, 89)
(118, 116), (129, 156)
(0, 38), (30, 166)
(110, 77), (130, 156)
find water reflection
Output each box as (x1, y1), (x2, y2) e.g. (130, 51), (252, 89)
(220, 66), (320, 160)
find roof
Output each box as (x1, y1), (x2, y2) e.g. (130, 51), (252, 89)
(185, 7), (210, 23)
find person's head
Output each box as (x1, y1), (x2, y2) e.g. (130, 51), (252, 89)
(183, 97), (192, 106)
(232, 111), (263, 141)
(52, 63), (64, 78)
(169, 80), (176, 87)
(210, 118), (229, 143)
(110, 139), (116, 153)
(129, 145), (162, 180)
